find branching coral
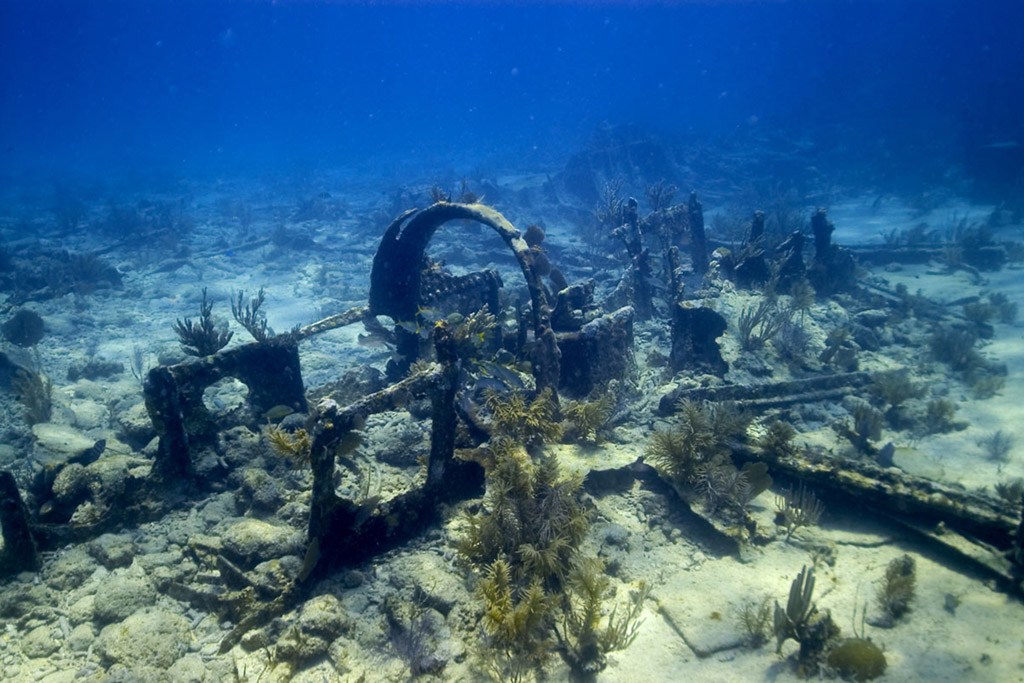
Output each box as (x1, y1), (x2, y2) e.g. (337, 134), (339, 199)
(773, 565), (841, 676)
(557, 558), (650, 675)
(994, 477), (1024, 512)
(264, 422), (312, 467)
(928, 323), (1008, 400)
(457, 437), (587, 586)
(645, 399), (760, 516)
(774, 318), (812, 364)
(562, 391), (615, 444)
(739, 596), (773, 648)
(977, 430), (1015, 462)
(774, 565), (817, 653)
(922, 398), (959, 434)
(594, 179), (626, 231)
(757, 420), (798, 458)
(485, 388), (562, 446)
(477, 558), (553, 683)
(871, 369), (924, 427)
(693, 460), (769, 516)
(231, 287), (271, 342)
(787, 277), (816, 319)
(646, 399), (747, 482)
(929, 325), (981, 373)
(987, 291), (1018, 324)
(737, 297), (790, 351)
(775, 484), (825, 541)
(835, 402), (883, 454)
(463, 440), (590, 681)
(13, 367), (53, 425)
(456, 433), (652, 679)
(645, 179), (678, 212)
(450, 307), (498, 361)
(173, 287), (233, 356)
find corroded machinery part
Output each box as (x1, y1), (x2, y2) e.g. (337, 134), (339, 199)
(368, 202), (560, 392)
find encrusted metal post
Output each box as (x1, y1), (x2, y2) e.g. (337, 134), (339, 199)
(0, 470), (38, 576)
(144, 365), (193, 481)
(687, 191), (709, 275)
(427, 322), (458, 487)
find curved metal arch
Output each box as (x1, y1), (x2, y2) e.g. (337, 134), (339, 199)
(368, 201), (559, 391)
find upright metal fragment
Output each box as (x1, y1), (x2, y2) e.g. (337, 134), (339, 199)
(0, 470), (38, 576)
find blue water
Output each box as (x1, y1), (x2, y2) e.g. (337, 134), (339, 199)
(2, 1), (1022, 189)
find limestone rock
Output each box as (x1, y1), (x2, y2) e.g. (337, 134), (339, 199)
(92, 574), (156, 624)
(21, 623), (60, 659)
(220, 518), (304, 566)
(89, 533), (136, 570)
(296, 594), (350, 639)
(167, 654), (207, 683)
(95, 608), (192, 669)
(235, 467), (284, 515)
(115, 402), (156, 450)
(67, 594), (96, 625)
(32, 422), (94, 459)
(67, 623), (95, 652)
(51, 463), (90, 512)
(71, 399), (109, 431)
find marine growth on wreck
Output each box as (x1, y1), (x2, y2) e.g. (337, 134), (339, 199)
(2, 3), (1024, 682)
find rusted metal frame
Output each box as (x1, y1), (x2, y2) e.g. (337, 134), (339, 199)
(749, 445), (1015, 550)
(306, 363), (443, 541)
(304, 324), (471, 576)
(655, 365), (1022, 587)
(144, 339), (307, 482)
(144, 306), (371, 484)
(687, 191), (709, 274)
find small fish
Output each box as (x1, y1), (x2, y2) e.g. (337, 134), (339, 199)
(475, 360), (527, 390)
(356, 332), (388, 348)
(473, 376), (507, 394)
(643, 276), (669, 291)
(297, 537), (321, 583)
(68, 439), (106, 466)
(395, 320), (431, 339)
(395, 320), (421, 336)
(416, 306), (442, 322)
(336, 430), (363, 456)
(263, 404), (295, 421)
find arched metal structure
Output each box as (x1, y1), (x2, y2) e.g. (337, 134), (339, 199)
(368, 201), (561, 392)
